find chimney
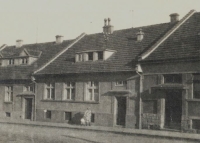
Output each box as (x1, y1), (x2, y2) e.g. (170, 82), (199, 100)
(16, 40), (23, 48)
(170, 13), (179, 24)
(55, 35), (64, 44)
(103, 18), (114, 34)
(107, 18), (114, 34)
(137, 29), (144, 41)
(103, 18), (108, 34)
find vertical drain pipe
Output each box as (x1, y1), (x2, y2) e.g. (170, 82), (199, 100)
(136, 64), (143, 129)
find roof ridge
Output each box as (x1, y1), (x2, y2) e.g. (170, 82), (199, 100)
(139, 9), (196, 60)
(33, 33), (86, 74)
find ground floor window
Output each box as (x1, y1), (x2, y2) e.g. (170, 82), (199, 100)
(85, 81), (99, 101)
(143, 100), (157, 114)
(5, 112), (11, 117)
(64, 112), (72, 121)
(5, 86), (13, 102)
(46, 110), (51, 119)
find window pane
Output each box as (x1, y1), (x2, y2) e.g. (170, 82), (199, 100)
(67, 89), (70, 99)
(98, 51), (103, 60)
(66, 82), (70, 87)
(47, 89), (50, 99)
(194, 82), (200, 99)
(71, 89), (75, 100)
(164, 74), (182, 83)
(51, 89), (55, 99)
(71, 82), (75, 87)
(88, 82), (92, 87)
(46, 111), (51, 119)
(94, 82), (98, 87)
(89, 89), (93, 100)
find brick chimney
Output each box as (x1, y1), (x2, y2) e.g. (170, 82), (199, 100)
(55, 35), (64, 44)
(137, 29), (144, 41)
(170, 13), (179, 24)
(16, 40), (23, 48)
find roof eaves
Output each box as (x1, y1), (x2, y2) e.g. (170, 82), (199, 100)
(33, 33), (86, 74)
(139, 9), (196, 61)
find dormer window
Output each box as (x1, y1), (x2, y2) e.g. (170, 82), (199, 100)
(98, 51), (103, 60)
(21, 58), (28, 64)
(9, 59), (14, 65)
(88, 52), (93, 61)
(75, 49), (116, 63)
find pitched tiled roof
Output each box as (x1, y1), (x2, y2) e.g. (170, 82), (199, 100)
(0, 40), (74, 80)
(141, 12), (200, 62)
(35, 23), (172, 75)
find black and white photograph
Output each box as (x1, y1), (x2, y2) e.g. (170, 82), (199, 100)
(0, 0), (200, 142)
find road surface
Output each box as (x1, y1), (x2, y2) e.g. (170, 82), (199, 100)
(0, 123), (198, 143)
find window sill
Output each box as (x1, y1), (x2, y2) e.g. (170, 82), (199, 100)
(4, 101), (13, 104)
(41, 100), (99, 104)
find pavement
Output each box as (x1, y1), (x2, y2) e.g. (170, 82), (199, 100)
(0, 119), (199, 142)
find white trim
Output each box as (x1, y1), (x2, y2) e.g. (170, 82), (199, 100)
(34, 33), (86, 74)
(140, 10), (196, 60)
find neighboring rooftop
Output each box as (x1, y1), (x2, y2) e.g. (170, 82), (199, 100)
(141, 12), (200, 62)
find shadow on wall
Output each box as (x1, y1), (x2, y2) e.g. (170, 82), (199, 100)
(71, 112), (84, 125)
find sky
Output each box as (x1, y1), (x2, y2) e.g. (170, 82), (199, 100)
(0, 0), (200, 46)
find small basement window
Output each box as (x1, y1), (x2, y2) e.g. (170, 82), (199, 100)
(5, 112), (11, 117)
(143, 100), (157, 114)
(164, 74), (182, 83)
(46, 110), (51, 119)
(91, 113), (95, 123)
(192, 119), (200, 130)
(65, 112), (72, 121)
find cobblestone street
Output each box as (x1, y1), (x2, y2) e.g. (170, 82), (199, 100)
(0, 123), (198, 143)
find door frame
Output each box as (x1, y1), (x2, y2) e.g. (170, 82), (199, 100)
(22, 96), (35, 120)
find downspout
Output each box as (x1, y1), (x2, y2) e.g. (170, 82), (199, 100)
(136, 64), (143, 129)
(31, 76), (37, 121)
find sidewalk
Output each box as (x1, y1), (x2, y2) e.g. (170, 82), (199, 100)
(0, 119), (199, 141)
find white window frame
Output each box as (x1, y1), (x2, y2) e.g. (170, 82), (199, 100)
(85, 81), (99, 101)
(45, 83), (55, 100)
(63, 82), (75, 100)
(5, 86), (13, 102)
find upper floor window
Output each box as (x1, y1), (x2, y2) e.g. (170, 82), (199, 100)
(85, 81), (99, 101)
(5, 86), (13, 102)
(164, 74), (182, 83)
(9, 59), (14, 65)
(44, 83), (55, 100)
(115, 81), (127, 86)
(21, 58), (28, 64)
(63, 82), (75, 100)
(193, 82), (200, 99)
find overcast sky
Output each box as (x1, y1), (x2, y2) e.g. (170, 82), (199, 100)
(0, 0), (199, 46)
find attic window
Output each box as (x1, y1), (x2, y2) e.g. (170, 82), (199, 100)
(9, 59), (14, 65)
(98, 51), (103, 60)
(88, 52), (93, 61)
(21, 58), (28, 64)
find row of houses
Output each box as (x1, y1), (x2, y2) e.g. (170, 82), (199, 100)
(1, 9), (200, 133)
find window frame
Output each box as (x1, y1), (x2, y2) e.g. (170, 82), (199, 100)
(45, 83), (55, 100)
(85, 81), (99, 101)
(9, 59), (14, 65)
(64, 111), (72, 121)
(21, 57), (28, 65)
(63, 82), (75, 100)
(5, 86), (13, 102)
(163, 74), (182, 84)
(46, 110), (51, 119)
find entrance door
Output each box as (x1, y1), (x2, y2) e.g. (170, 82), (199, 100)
(115, 97), (126, 126)
(25, 98), (32, 119)
(165, 90), (182, 129)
